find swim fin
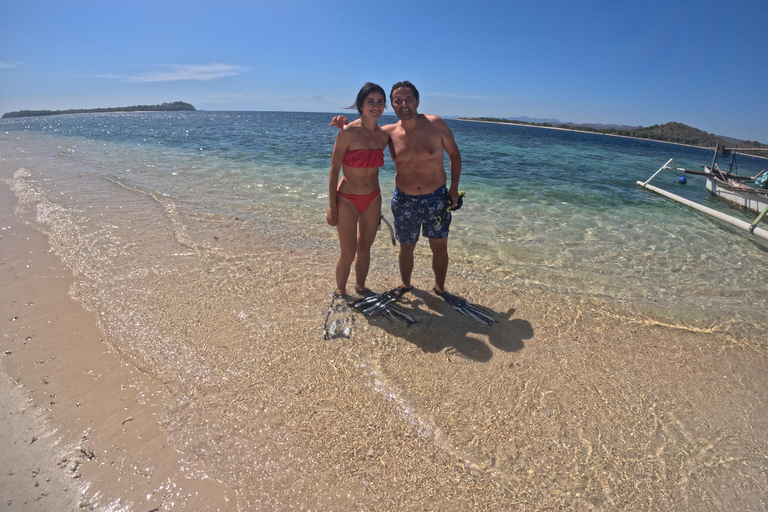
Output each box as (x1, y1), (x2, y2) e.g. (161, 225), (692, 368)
(379, 302), (417, 326)
(347, 288), (386, 312)
(434, 289), (496, 327)
(348, 286), (416, 326)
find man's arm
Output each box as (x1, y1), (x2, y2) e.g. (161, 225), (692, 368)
(439, 120), (462, 207)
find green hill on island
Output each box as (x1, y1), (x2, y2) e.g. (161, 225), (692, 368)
(463, 117), (767, 151)
(2, 101), (196, 118)
(595, 121), (765, 149)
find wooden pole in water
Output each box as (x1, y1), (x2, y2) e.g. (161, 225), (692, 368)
(636, 180), (768, 242)
(710, 145), (719, 172)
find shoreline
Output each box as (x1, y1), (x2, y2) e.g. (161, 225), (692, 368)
(0, 181), (234, 510)
(456, 118), (768, 157)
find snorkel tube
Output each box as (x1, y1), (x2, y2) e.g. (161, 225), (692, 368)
(379, 215), (396, 246)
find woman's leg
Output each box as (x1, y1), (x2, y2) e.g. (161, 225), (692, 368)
(335, 197), (360, 295)
(353, 195), (382, 292)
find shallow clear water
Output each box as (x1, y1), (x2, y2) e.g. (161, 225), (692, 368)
(2, 112), (767, 510)
(6, 111), (765, 329)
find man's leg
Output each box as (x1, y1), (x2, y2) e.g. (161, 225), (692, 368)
(429, 237), (449, 293)
(398, 242), (417, 290)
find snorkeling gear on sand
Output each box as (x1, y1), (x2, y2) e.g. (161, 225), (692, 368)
(436, 191), (465, 226)
(447, 191), (465, 212)
(433, 288), (496, 326)
(323, 293), (354, 340)
(349, 287), (416, 326)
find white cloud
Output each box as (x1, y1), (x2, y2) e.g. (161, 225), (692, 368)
(0, 61), (23, 68)
(124, 64), (248, 82)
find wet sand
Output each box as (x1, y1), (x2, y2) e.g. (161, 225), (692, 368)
(2, 136), (768, 510)
(0, 183), (234, 510)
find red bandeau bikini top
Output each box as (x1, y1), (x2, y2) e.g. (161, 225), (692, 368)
(343, 149), (385, 168)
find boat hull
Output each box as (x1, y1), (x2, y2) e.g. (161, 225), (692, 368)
(706, 177), (768, 213)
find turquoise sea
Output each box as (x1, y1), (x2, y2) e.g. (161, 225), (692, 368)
(2, 111), (767, 510)
(4, 111), (766, 329)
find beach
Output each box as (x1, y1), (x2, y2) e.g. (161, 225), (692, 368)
(2, 115), (768, 510)
(0, 181), (234, 510)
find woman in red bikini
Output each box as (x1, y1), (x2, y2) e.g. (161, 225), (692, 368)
(326, 83), (389, 296)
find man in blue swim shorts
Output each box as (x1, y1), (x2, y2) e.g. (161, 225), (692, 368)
(391, 185), (452, 244)
(383, 81), (462, 294)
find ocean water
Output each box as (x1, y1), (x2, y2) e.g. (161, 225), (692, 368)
(5, 111), (765, 328)
(2, 111), (767, 510)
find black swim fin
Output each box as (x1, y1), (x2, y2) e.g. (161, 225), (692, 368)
(379, 302), (417, 326)
(349, 286), (416, 325)
(434, 289), (496, 327)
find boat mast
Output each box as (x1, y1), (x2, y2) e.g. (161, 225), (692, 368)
(710, 144), (719, 171)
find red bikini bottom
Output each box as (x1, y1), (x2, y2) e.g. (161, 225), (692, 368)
(337, 189), (381, 213)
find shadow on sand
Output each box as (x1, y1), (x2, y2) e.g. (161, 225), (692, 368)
(360, 287), (534, 362)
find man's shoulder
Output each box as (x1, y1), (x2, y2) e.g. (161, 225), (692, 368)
(423, 113), (445, 123)
(381, 121), (400, 133)
(421, 114), (452, 135)
(422, 114), (450, 130)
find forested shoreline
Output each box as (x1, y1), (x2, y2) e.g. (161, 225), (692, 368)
(2, 101), (196, 118)
(463, 118), (767, 151)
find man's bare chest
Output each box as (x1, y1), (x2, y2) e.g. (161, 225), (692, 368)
(390, 134), (442, 161)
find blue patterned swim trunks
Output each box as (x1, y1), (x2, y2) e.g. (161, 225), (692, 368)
(391, 185), (451, 245)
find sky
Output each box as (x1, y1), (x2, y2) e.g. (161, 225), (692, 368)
(2, 0), (767, 143)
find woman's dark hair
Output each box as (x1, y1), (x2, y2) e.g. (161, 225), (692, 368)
(390, 80), (419, 102)
(348, 82), (387, 114)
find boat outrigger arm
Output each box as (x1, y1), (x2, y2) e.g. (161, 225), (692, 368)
(752, 204), (768, 234)
(637, 158), (768, 242)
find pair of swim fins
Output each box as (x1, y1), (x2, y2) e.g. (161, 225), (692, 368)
(349, 286), (496, 328)
(348, 287), (416, 326)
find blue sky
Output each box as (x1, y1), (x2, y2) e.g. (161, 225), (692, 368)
(2, 0), (767, 143)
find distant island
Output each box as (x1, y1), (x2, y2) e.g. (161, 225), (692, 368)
(461, 118), (767, 153)
(2, 101), (196, 119)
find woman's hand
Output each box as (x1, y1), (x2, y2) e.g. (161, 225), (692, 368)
(329, 116), (350, 130)
(326, 206), (338, 226)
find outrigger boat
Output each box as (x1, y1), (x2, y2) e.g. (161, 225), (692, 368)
(683, 145), (768, 213)
(637, 145), (768, 242)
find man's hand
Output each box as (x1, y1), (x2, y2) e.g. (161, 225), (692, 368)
(329, 116), (350, 130)
(448, 189), (460, 209)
